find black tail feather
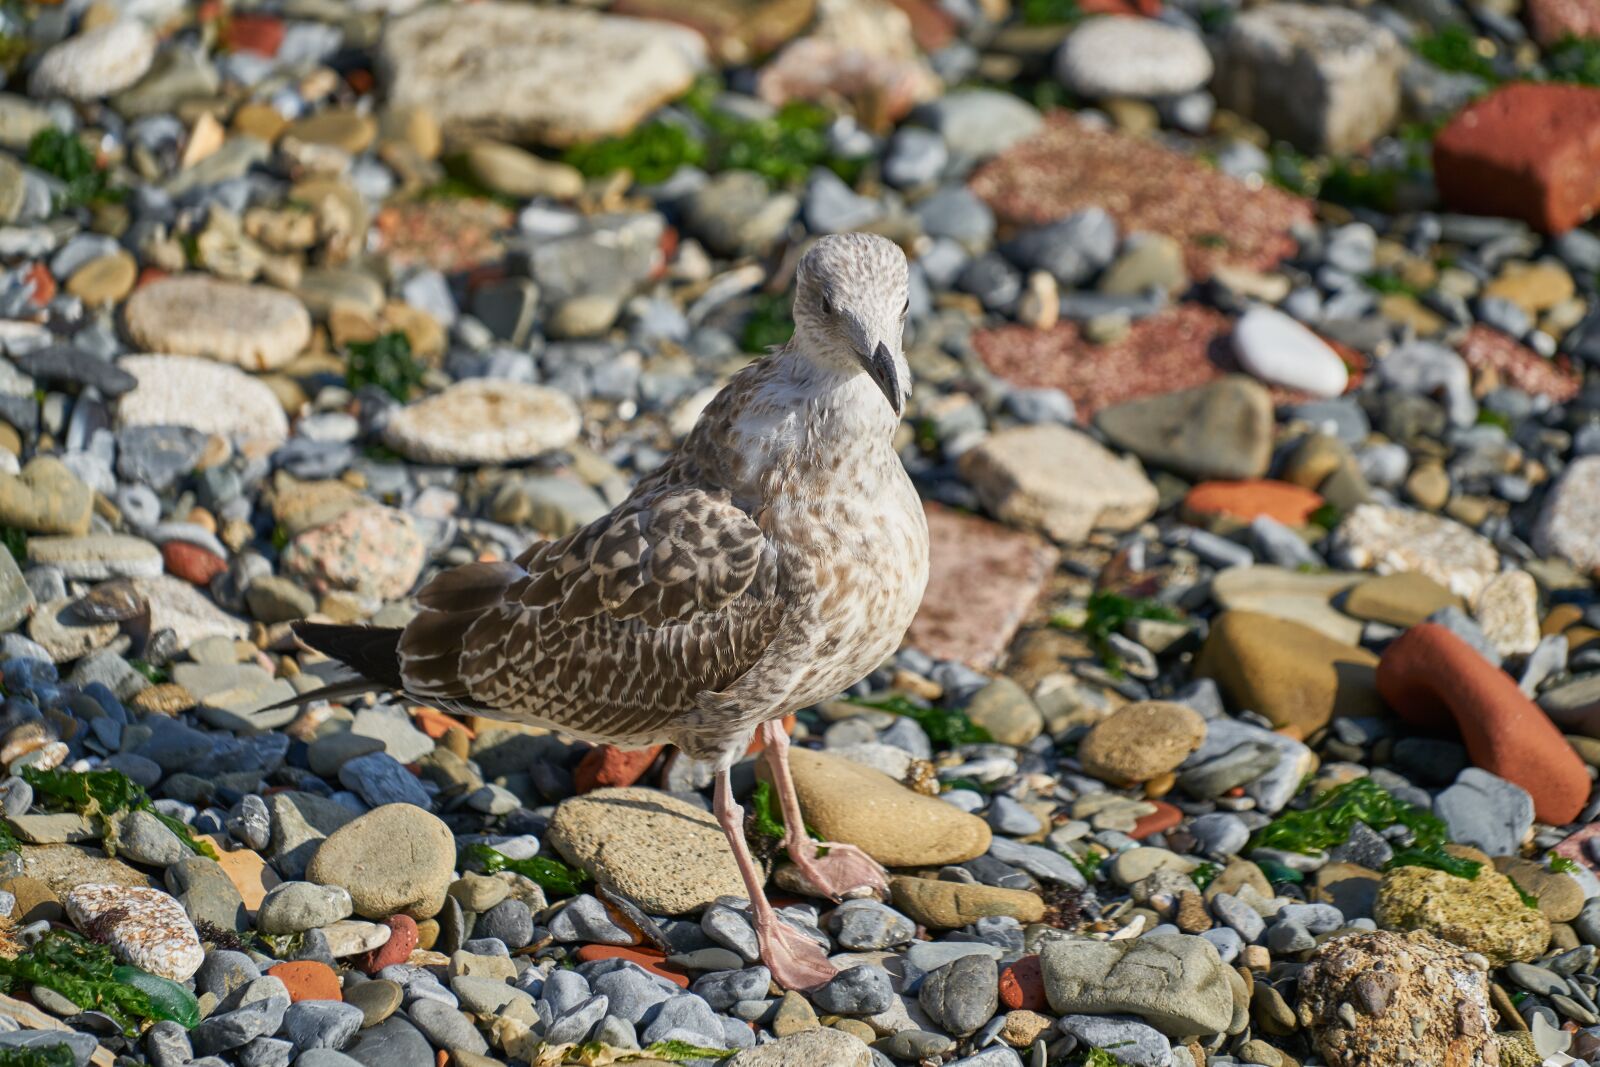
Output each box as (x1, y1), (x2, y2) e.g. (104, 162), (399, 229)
(292, 622), (406, 692)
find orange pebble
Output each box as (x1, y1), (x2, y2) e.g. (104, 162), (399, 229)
(266, 961), (341, 1002)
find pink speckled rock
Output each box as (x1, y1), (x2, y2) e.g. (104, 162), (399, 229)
(65, 884), (203, 981)
(281, 505), (426, 600)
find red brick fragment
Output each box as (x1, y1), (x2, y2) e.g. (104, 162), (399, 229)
(969, 114), (1312, 280)
(906, 503), (1058, 670)
(575, 744), (664, 793)
(1376, 622), (1588, 825)
(357, 914), (418, 974)
(1457, 324), (1581, 403)
(223, 14), (285, 57)
(573, 945), (691, 988)
(1131, 801), (1183, 840)
(999, 955), (1049, 1011)
(1434, 83), (1600, 234)
(161, 541), (227, 586)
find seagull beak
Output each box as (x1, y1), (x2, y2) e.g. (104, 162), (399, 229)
(862, 341), (904, 418)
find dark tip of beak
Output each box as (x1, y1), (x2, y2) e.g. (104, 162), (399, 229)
(865, 341), (904, 417)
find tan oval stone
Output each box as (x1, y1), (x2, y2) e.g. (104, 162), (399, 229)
(757, 746), (991, 868)
(123, 274), (312, 371)
(65, 251), (137, 305)
(306, 803), (456, 920)
(1078, 700), (1207, 784)
(546, 786), (749, 916)
(889, 875), (1044, 929)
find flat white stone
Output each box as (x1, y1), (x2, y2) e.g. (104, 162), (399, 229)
(117, 355), (289, 443)
(1055, 17), (1214, 99)
(382, 379), (582, 465)
(29, 21), (156, 101)
(1232, 305), (1349, 398)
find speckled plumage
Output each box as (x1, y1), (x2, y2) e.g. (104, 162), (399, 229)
(331, 233), (928, 765)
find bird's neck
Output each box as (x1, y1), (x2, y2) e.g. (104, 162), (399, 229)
(770, 343), (900, 443)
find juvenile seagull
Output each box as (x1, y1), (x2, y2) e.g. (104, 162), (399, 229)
(295, 232), (929, 990)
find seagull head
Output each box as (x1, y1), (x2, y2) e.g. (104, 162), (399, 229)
(790, 231), (912, 418)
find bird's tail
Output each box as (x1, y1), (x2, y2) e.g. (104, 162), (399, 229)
(260, 622), (407, 711)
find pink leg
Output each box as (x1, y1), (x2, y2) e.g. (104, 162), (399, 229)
(760, 720), (890, 900)
(712, 768), (836, 992)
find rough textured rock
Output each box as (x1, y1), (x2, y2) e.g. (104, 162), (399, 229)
(958, 424), (1158, 543)
(64, 883), (204, 981)
(1077, 701), (1207, 784)
(380, 3), (707, 147)
(726, 1027), (872, 1065)
(1330, 504), (1500, 601)
(1214, 3), (1404, 154)
(1374, 864), (1552, 965)
(117, 355), (289, 443)
(547, 787), (750, 915)
(1040, 934), (1236, 1037)
(1534, 454), (1600, 575)
(1297, 930), (1497, 1067)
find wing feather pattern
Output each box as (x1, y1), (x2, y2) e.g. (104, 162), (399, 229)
(396, 484), (783, 743)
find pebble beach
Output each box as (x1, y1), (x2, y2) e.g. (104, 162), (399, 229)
(0, 0), (1598, 1065)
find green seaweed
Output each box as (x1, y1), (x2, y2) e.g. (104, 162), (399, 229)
(639, 1040), (732, 1061)
(0, 1044), (76, 1067)
(1414, 24), (1501, 83)
(1080, 1050), (1123, 1067)
(1254, 779), (1481, 883)
(564, 76), (858, 188)
(1551, 855), (1582, 874)
(1189, 861), (1219, 891)
(26, 128), (123, 212)
(127, 659), (170, 685)
(1362, 272), (1424, 298)
(1548, 36), (1600, 85)
(1249, 777), (1450, 855)
(20, 767), (216, 860)
(1511, 880), (1541, 909)
(1308, 503), (1342, 530)
(460, 842), (587, 897)
(1063, 590), (1181, 678)
(844, 693), (992, 747)
(346, 332), (426, 402)
(1066, 848), (1107, 883)
(741, 293), (795, 353)
(0, 930), (194, 1034)
(0, 527), (24, 565)
(1476, 408), (1514, 433)
(1020, 0), (1083, 24)
(1383, 848), (1482, 880)
(747, 779), (825, 849)
(562, 121), (707, 186)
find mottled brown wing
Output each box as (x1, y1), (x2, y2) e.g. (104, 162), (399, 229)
(397, 486), (783, 740)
